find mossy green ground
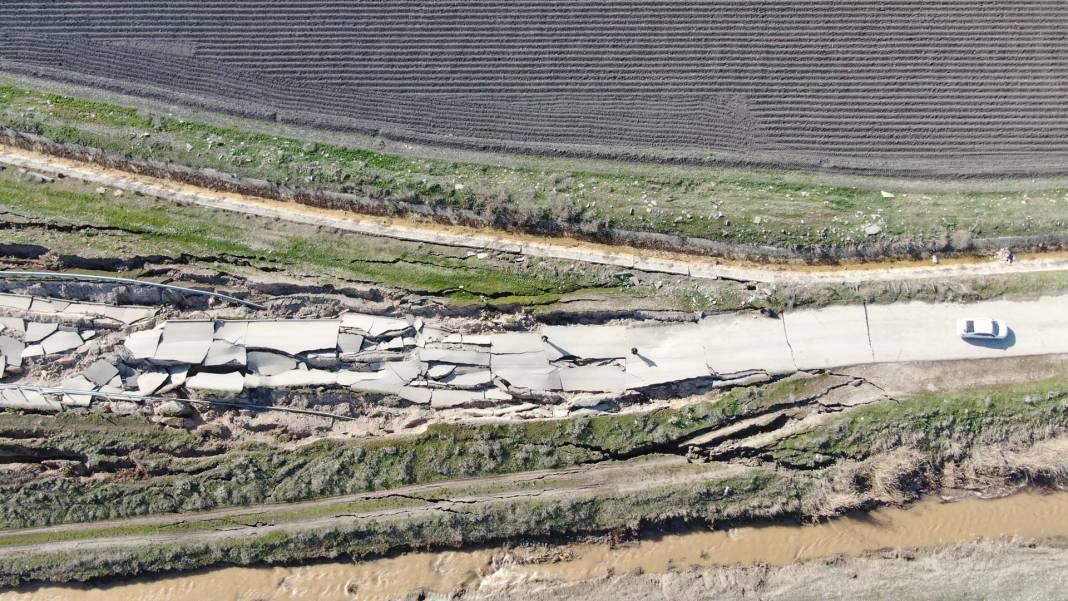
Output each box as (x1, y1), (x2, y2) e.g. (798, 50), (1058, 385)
(4, 83), (1068, 250)
(0, 166), (599, 304)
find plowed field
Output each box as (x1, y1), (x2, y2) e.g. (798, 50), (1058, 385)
(3, 1), (1068, 175)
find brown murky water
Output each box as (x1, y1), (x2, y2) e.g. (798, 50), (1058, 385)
(5, 491), (1068, 601)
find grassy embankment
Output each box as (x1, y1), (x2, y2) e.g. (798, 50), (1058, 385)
(1, 376), (1067, 584)
(4, 83), (1068, 252)
(0, 167), (601, 306)
(6, 164), (1068, 314)
(3, 376), (1066, 530)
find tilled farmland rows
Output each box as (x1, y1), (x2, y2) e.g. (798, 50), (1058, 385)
(4, 1), (1068, 172)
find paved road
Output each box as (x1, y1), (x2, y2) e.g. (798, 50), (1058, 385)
(4, 145), (1068, 285)
(550, 295), (1068, 388)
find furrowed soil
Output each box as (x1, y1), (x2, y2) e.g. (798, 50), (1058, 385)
(4, 1), (1068, 181)
(3, 79), (1068, 260)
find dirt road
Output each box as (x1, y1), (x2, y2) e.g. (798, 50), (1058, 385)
(2, 145), (1066, 285)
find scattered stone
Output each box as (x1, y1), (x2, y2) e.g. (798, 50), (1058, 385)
(863, 224), (883, 236)
(156, 399), (193, 417)
(880, 190), (895, 198)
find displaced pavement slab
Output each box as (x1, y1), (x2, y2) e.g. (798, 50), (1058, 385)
(338, 333), (365, 354)
(62, 302), (157, 324)
(431, 389), (485, 409)
(59, 375), (95, 406)
(186, 371), (245, 393)
(83, 360), (120, 387)
(136, 371), (169, 395)
(443, 370), (494, 388)
(246, 351), (299, 376)
(29, 298), (71, 313)
(339, 312), (376, 333)
(0, 295), (32, 311)
(204, 340), (247, 367)
(0, 336), (25, 364)
(214, 321), (249, 345)
(124, 329), (162, 360)
(154, 321), (214, 364)
(0, 317), (25, 334)
(23, 322), (58, 343)
(490, 332), (545, 355)
(247, 369), (337, 388)
(245, 320), (340, 355)
(40, 330), (83, 355)
(419, 348), (491, 366)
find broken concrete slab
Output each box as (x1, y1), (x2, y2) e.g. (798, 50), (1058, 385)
(443, 370), (494, 388)
(154, 321), (214, 364)
(186, 371), (245, 393)
(124, 329), (162, 360)
(340, 312), (376, 333)
(60, 375), (95, 407)
(83, 360), (120, 387)
(783, 304), (873, 369)
(0, 335), (25, 364)
(246, 369), (337, 388)
(367, 316), (411, 338)
(490, 332), (545, 355)
(246, 351), (298, 376)
(214, 321), (249, 345)
(430, 389), (486, 409)
(245, 320), (340, 355)
(337, 370), (385, 386)
(426, 364), (455, 380)
(559, 364), (627, 392)
(21, 345), (43, 359)
(0, 294), (32, 311)
(419, 348), (491, 366)
(624, 324), (712, 389)
(204, 340), (247, 367)
(700, 313), (795, 376)
(0, 388), (60, 411)
(0, 317), (25, 334)
(398, 386), (432, 405)
(41, 330), (84, 355)
(136, 371), (169, 395)
(385, 360), (422, 383)
(338, 333), (365, 354)
(62, 302), (157, 324)
(23, 322), (58, 343)
(29, 298), (71, 313)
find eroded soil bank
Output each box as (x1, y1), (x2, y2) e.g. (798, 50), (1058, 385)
(5, 491), (1067, 601)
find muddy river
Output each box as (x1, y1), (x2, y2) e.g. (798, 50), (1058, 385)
(5, 491), (1068, 601)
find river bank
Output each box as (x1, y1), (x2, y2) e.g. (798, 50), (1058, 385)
(4, 491), (1066, 601)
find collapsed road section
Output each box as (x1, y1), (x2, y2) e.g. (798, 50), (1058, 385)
(2, 288), (1065, 417)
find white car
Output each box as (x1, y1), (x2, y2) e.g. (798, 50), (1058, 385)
(957, 319), (1008, 340)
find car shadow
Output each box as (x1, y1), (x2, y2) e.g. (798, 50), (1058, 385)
(964, 328), (1016, 350)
